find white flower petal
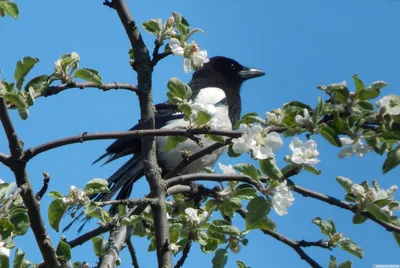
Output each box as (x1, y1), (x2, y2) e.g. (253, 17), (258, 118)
(218, 163), (237, 175)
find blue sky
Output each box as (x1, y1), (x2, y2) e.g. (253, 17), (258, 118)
(0, 0), (399, 267)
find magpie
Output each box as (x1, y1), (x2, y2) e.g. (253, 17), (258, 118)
(94, 56), (265, 201)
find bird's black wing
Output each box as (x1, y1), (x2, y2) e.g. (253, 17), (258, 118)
(93, 112), (185, 165)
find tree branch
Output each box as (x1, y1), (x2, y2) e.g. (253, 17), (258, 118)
(1, 187), (23, 211)
(102, 0), (171, 266)
(166, 174), (265, 193)
(293, 185), (400, 234)
(236, 208), (322, 268)
(23, 129), (240, 162)
(0, 98), (59, 267)
(35, 172), (50, 201)
(174, 241), (192, 268)
(127, 238), (140, 268)
(95, 197), (157, 207)
(67, 225), (111, 249)
(0, 152), (10, 166)
(297, 239), (332, 250)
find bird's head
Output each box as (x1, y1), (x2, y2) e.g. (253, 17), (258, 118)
(189, 56), (265, 95)
(189, 56), (265, 124)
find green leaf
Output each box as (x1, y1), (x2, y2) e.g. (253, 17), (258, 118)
(369, 80), (388, 91)
(48, 191), (63, 199)
(56, 240), (72, 260)
(48, 199), (67, 232)
(186, 28), (204, 41)
(14, 57), (39, 90)
(336, 176), (353, 193)
(197, 110), (212, 125)
(236, 260), (250, 268)
(234, 163), (260, 181)
(304, 164), (322, 175)
(354, 101), (374, 111)
(25, 75), (50, 93)
(0, 218), (14, 240)
(382, 145), (400, 174)
(209, 220), (240, 236)
(259, 158), (283, 180)
(142, 19), (162, 35)
(329, 256), (337, 268)
(352, 213), (367, 224)
(332, 113), (345, 133)
(13, 248), (30, 268)
(366, 203), (391, 222)
(338, 261), (352, 268)
(212, 249), (228, 268)
(92, 237), (106, 257)
(234, 112), (266, 129)
(358, 88), (380, 100)
(27, 87), (35, 106)
(84, 178), (110, 195)
(233, 185), (257, 200)
(312, 217), (333, 236)
(170, 227), (180, 244)
(352, 74), (365, 93)
(0, 255), (9, 268)
(9, 212), (29, 236)
(393, 232), (400, 247)
(332, 86), (350, 102)
(167, 77), (192, 100)
(74, 68), (102, 85)
(4, 92), (26, 108)
(319, 125), (342, 147)
(18, 108), (29, 120)
(312, 97), (324, 126)
(0, 1), (19, 19)
(246, 196), (275, 231)
(165, 136), (187, 152)
(339, 239), (363, 259)
(201, 238), (219, 253)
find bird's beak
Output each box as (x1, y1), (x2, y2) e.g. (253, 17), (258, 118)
(238, 67), (265, 80)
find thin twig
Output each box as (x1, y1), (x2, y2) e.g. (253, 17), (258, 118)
(127, 239), (140, 268)
(0, 98), (59, 267)
(67, 225), (112, 248)
(236, 208), (322, 268)
(2, 187), (23, 211)
(35, 172), (50, 201)
(297, 239), (331, 250)
(166, 173), (265, 193)
(293, 185), (400, 234)
(23, 129), (241, 162)
(174, 241), (192, 268)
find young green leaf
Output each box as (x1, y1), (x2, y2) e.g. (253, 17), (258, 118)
(14, 57), (39, 90)
(382, 145), (400, 174)
(74, 68), (102, 85)
(234, 163), (260, 181)
(92, 237), (107, 257)
(259, 158), (283, 180)
(352, 74), (365, 93)
(56, 241), (72, 260)
(0, 1), (19, 19)
(319, 125), (342, 147)
(84, 178), (110, 195)
(212, 249), (228, 268)
(48, 199), (67, 232)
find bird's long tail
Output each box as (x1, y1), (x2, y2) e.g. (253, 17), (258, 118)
(63, 156), (144, 232)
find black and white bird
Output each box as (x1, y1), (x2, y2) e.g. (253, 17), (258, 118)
(94, 56), (265, 201)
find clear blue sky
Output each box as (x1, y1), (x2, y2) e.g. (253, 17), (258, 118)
(0, 0), (399, 267)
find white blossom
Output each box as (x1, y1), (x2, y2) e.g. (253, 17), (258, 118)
(68, 185), (86, 204)
(295, 109), (312, 125)
(192, 49), (209, 69)
(289, 137), (320, 165)
(218, 163), (237, 175)
(170, 243), (181, 254)
(377, 95), (400, 115)
(351, 184), (365, 197)
(54, 59), (63, 75)
(185, 208), (208, 225)
(232, 124), (283, 159)
(184, 57), (192, 73)
(338, 137), (371, 159)
(0, 179), (4, 184)
(266, 109), (283, 125)
(272, 180), (295, 216)
(0, 242), (10, 257)
(168, 38), (184, 56)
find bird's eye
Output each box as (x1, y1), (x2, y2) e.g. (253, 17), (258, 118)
(230, 63), (238, 71)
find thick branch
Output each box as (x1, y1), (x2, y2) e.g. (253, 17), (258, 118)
(236, 208), (322, 268)
(0, 98), (59, 267)
(293, 185), (400, 234)
(96, 197), (157, 207)
(23, 129), (240, 162)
